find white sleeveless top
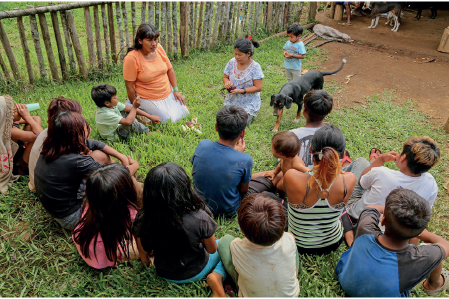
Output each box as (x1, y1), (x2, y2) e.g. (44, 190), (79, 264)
(230, 232), (300, 297)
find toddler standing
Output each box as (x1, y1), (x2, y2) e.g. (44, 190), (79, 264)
(283, 23), (306, 82)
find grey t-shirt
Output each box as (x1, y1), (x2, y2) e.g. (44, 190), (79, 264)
(133, 209), (217, 280)
(290, 126), (321, 169)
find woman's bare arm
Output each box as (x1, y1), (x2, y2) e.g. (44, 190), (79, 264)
(125, 80), (140, 104)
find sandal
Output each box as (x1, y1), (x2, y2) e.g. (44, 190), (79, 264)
(421, 268), (449, 296)
(341, 150), (353, 165)
(369, 148), (382, 161)
(341, 22), (352, 26)
(224, 285), (236, 297)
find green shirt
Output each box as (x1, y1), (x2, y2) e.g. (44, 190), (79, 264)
(95, 102), (126, 141)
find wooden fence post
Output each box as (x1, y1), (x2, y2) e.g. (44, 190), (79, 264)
(107, 3), (117, 64)
(155, 2), (160, 31)
(212, 2), (221, 46)
(66, 9), (88, 78)
(115, 2), (125, 62)
(160, 2), (166, 49)
(267, 2), (273, 33)
(141, 2), (146, 24)
(131, 2), (136, 38)
(201, 2), (210, 48)
(84, 6), (96, 67)
(122, 2), (129, 48)
(308, 2), (317, 23)
(0, 21), (21, 81)
(100, 4), (111, 65)
(27, 5), (47, 79)
(226, 2), (234, 40)
(49, 6), (68, 79)
(218, 2), (226, 40)
(0, 53), (9, 81)
(37, 11), (60, 81)
(166, 2), (173, 55)
(172, 2), (179, 57)
(15, 10), (35, 83)
(196, 2), (204, 48)
(148, 2), (154, 26)
(180, 2), (189, 57)
(60, 10), (77, 72)
(93, 5), (103, 68)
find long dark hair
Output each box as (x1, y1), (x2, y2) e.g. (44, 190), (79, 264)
(73, 164), (140, 263)
(41, 111), (90, 162)
(139, 162), (208, 259)
(234, 35), (260, 57)
(126, 23), (160, 54)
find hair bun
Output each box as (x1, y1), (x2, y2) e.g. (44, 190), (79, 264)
(251, 40), (260, 48)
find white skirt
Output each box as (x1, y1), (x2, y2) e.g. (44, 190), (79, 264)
(127, 92), (189, 123)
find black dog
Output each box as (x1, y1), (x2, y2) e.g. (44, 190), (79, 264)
(270, 59), (346, 132)
(414, 2), (438, 20)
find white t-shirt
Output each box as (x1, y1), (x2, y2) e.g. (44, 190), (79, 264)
(230, 232), (300, 297)
(349, 166), (438, 219)
(289, 126), (321, 169)
(28, 128), (48, 192)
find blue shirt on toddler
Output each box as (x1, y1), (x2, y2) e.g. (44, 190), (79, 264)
(283, 40), (306, 71)
(335, 208), (445, 297)
(190, 139), (253, 217)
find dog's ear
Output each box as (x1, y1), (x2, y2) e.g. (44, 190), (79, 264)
(270, 95), (275, 106)
(285, 96), (293, 109)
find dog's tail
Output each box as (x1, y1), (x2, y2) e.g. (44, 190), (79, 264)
(320, 59), (347, 76)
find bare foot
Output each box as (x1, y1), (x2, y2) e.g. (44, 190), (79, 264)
(206, 272), (226, 297)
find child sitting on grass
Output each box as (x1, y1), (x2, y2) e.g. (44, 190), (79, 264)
(73, 163), (141, 269)
(283, 23), (306, 82)
(191, 105), (252, 217)
(213, 193), (300, 297)
(91, 84), (161, 141)
(336, 188), (449, 297)
(11, 102), (43, 175)
(264, 131), (310, 192)
(132, 162), (227, 295)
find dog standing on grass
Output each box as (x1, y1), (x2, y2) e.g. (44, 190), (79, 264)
(368, 2), (403, 32)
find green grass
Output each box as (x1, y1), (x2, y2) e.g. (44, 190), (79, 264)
(1, 34), (448, 297)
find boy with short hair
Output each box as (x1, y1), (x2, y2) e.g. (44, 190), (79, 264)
(290, 90), (333, 169)
(208, 193), (300, 297)
(347, 136), (440, 220)
(283, 23), (306, 82)
(190, 105), (252, 217)
(336, 188), (449, 297)
(91, 84), (160, 141)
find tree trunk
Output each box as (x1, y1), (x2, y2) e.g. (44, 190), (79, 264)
(180, 2), (189, 56)
(334, 4), (344, 21)
(166, 2), (173, 55)
(234, 2), (240, 38)
(201, 2), (210, 48)
(122, 2), (129, 48)
(308, 2), (317, 23)
(131, 2), (136, 38)
(172, 2), (179, 58)
(92, 6), (103, 69)
(196, 2), (204, 48)
(226, 2), (234, 41)
(155, 2), (160, 30)
(115, 2), (125, 62)
(206, 2), (214, 48)
(267, 2), (273, 32)
(212, 1), (221, 46)
(248, 2), (254, 35)
(140, 2), (146, 24)
(193, 2), (198, 47)
(242, 2), (248, 34)
(100, 4), (110, 65)
(298, 2), (304, 22)
(148, 2), (154, 26)
(329, 2), (336, 19)
(160, 2), (166, 49)
(218, 2), (227, 41)
(189, 2), (194, 48)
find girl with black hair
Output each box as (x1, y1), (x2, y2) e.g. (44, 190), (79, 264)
(73, 164), (141, 269)
(223, 36), (264, 125)
(123, 24), (189, 123)
(132, 162), (227, 292)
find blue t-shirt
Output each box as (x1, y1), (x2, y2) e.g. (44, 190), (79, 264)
(283, 40), (306, 71)
(335, 208), (445, 297)
(190, 139), (253, 217)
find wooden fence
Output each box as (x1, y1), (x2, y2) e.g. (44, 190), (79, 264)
(0, 2), (314, 84)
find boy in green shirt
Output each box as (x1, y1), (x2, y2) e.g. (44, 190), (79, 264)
(92, 84), (160, 141)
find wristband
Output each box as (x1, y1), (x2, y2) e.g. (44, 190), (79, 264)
(243, 87), (246, 94)
(173, 86), (179, 92)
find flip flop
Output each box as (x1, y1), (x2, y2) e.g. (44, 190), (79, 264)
(369, 148), (382, 160)
(341, 150), (353, 165)
(341, 22), (352, 26)
(421, 268), (449, 296)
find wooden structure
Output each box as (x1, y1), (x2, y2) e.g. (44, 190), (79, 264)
(0, 1), (315, 84)
(438, 26), (449, 53)
(334, 4), (344, 21)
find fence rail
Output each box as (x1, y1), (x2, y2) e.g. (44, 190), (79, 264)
(0, 1), (317, 85)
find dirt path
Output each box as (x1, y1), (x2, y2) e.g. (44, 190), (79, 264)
(313, 9), (449, 125)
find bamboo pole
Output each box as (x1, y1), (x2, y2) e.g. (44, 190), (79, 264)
(0, 53), (8, 81)
(131, 2), (136, 38)
(28, 7), (47, 79)
(60, 10), (76, 72)
(49, 6), (68, 80)
(212, 2), (221, 46)
(201, 2), (210, 48)
(155, 2), (160, 31)
(148, 2), (154, 26)
(141, 2), (146, 24)
(160, 2), (166, 49)
(166, 2), (173, 55)
(180, 2), (189, 57)
(101, 4), (111, 65)
(172, 2), (179, 58)
(226, 2), (234, 40)
(121, 2), (129, 48)
(93, 5), (103, 68)
(107, 3), (117, 64)
(115, 2), (125, 62)
(66, 9), (88, 78)
(15, 11), (35, 83)
(196, 2), (204, 48)
(37, 12), (59, 81)
(84, 7), (96, 66)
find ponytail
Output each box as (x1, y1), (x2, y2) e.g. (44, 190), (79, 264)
(309, 147), (342, 190)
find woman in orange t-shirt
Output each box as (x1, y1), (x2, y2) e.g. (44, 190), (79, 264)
(123, 24), (189, 123)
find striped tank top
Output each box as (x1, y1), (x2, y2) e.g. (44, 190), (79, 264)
(288, 172), (347, 249)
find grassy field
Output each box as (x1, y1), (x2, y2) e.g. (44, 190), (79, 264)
(1, 17), (448, 297)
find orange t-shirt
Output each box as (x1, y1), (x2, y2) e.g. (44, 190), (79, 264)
(123, 44), (173, 101)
